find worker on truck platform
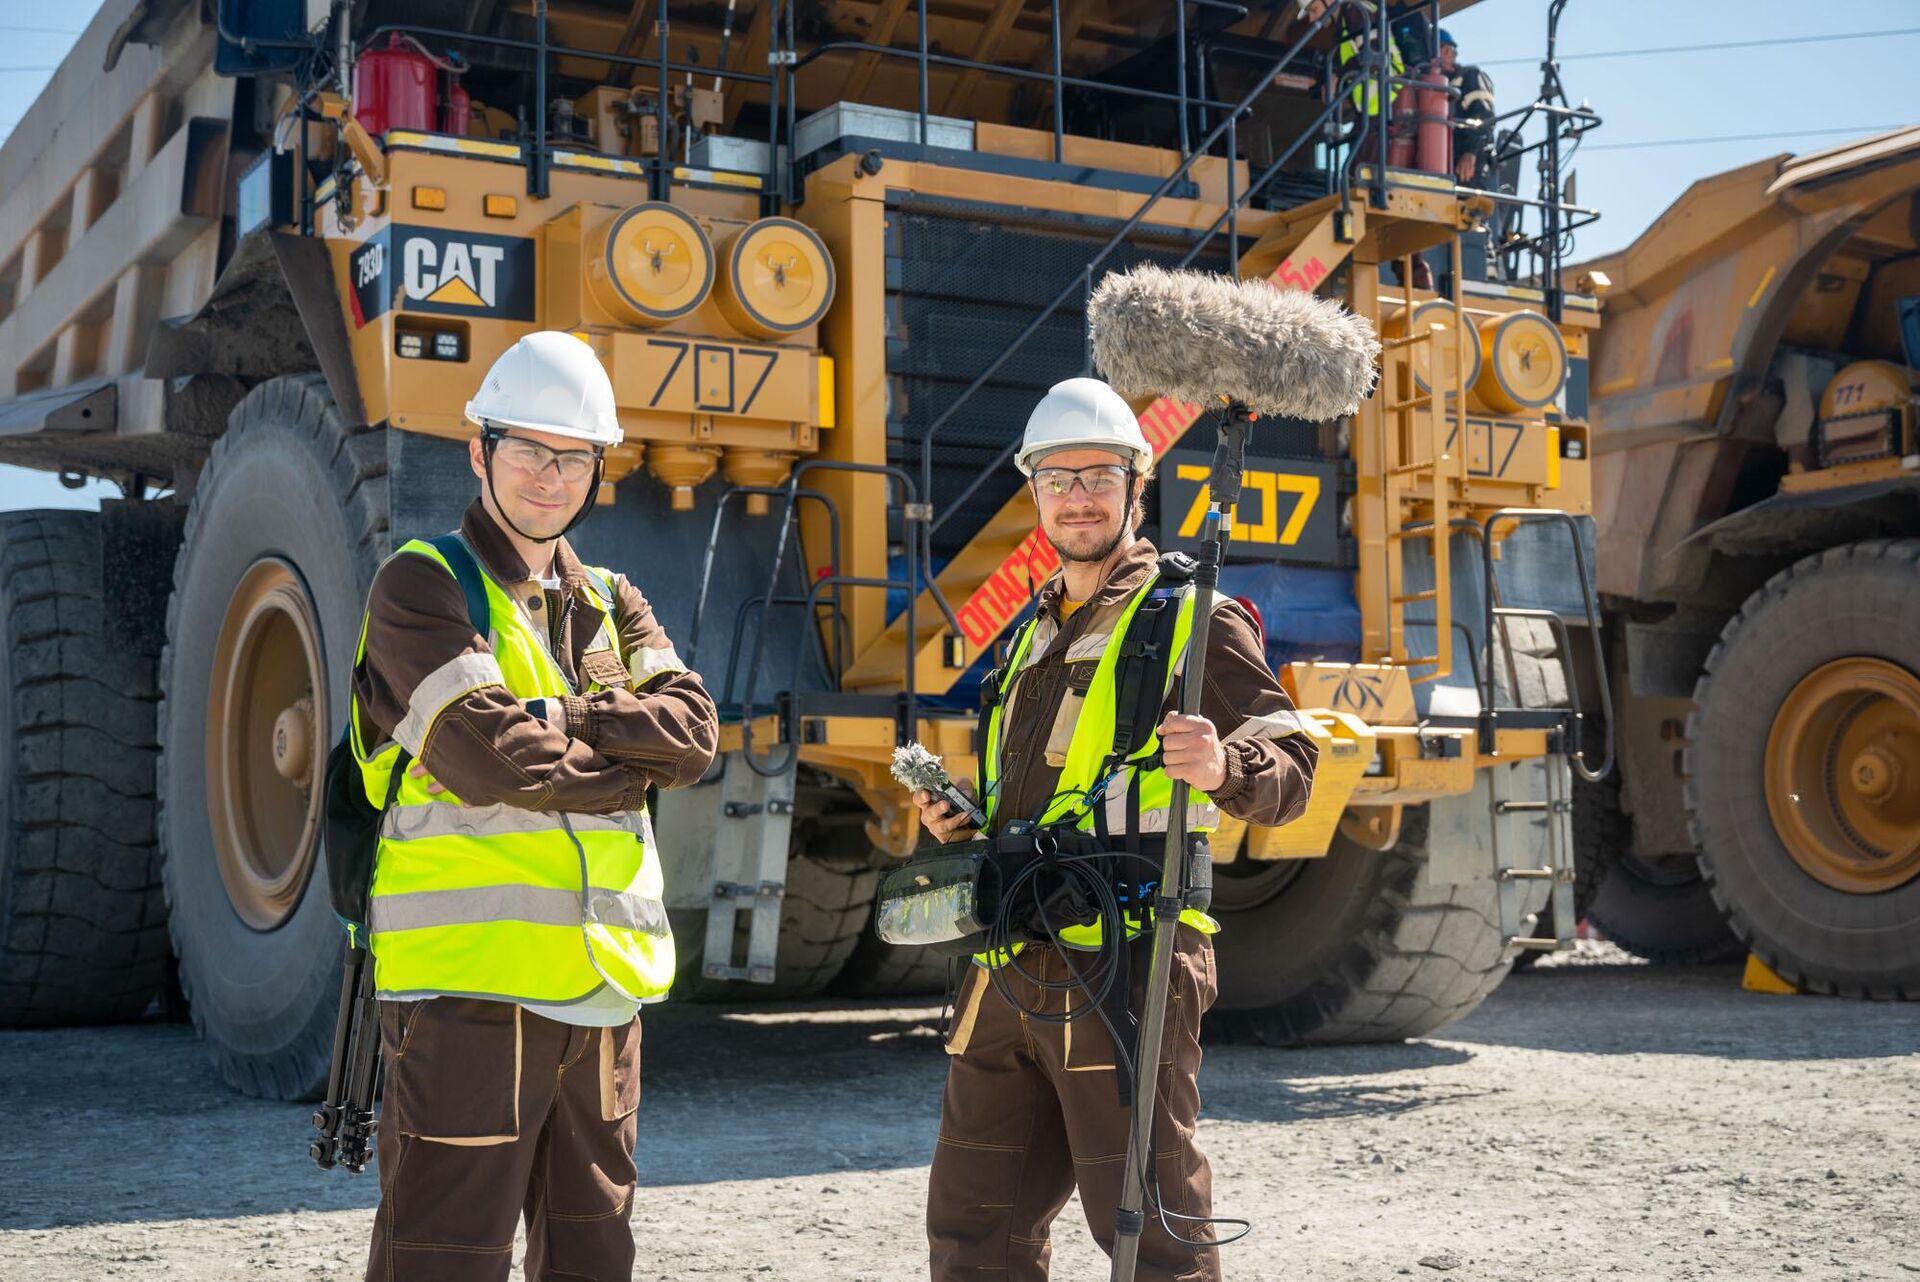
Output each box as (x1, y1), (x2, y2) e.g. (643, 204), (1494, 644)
(1436, 28), (1497, 190)
(1432, 27), (1500, 290)
(911, 377), (1318, 1281)
(348, 331), (717, 1280)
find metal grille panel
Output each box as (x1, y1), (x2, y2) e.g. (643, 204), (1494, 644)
(885, 196), (1232, 557)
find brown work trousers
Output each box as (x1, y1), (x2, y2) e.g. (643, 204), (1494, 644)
(365, 997), (641, 1282)
(928, 927), (1220, 1282)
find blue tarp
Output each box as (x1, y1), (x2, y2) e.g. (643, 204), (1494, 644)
(1217, 563), (1363, 671)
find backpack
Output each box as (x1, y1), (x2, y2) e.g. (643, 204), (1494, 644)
(321, 533), (489, 943)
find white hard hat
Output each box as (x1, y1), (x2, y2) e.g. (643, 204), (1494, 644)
(1015, 377), (1153, 476)
(464, 331), (623, 447)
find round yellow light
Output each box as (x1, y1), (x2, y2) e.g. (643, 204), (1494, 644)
(1472, 310), (1566, 414)
(1385, 299), (1481, 395)
(713, 217), (836, 339)
(586, 202), (714, 326)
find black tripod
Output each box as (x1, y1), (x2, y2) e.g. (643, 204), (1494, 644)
(309, 940), (381, 1173)
(1109, 399), (1251, 1282)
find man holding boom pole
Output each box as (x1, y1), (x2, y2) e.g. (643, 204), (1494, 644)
(910, 372), (1318, 1281)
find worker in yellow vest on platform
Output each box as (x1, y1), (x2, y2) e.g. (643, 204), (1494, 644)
(912, 378), (1318, 1282)
(351, 331), (717, 1280)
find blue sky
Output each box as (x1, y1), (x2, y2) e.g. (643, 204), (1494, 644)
(2, 0), (1917, 511)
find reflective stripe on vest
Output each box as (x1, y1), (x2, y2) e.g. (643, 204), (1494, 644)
(978, 571), (1221, 963)
(1338, 34), (1404, 116)
(354, 535), (676, 1004)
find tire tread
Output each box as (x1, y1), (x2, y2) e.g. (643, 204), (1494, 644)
(0, 511), (168, 1025)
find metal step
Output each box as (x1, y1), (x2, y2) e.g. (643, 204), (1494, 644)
(701, 753), (797, 983)
(1487, 755), (1576, 952)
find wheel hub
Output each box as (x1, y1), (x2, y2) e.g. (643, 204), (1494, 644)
(1765, 657), (1920, 894)
(273, 697), (315, 785)
(1848, 746), (1898, 800)
(206, 558), (328, 931)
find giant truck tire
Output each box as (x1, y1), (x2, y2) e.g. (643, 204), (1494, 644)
(1205, 812), (1545, 1045)
(831, 922), (953, 998)
(159, 375), (387, 1099)
(0, 511), (170, 1024)
(1585, 858), (1741, 964)
(1578, 770), (1741, 965)
(1685, 540), (1920, 997)
(671, 849), (878, 1001)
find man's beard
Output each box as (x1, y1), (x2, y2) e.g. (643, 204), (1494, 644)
(1046, 494), (1134, 564)
(1050, 520), (1128, 564)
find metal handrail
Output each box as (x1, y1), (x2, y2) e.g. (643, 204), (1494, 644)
(789, 39), (1248, 116)
(1477, 509), (1613, 783)
(917, 4), (1345, 540)
(1174, 92), (1343, 270)
(687, 485), (841, 669)
(738, 573), (922, 776)
(1402, 519), (1602, 778)
(354, 24), (778, 89)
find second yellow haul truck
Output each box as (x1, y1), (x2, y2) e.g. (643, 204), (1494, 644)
(0, 0), (1608, 1095)
(1583, 128), (1920, 995)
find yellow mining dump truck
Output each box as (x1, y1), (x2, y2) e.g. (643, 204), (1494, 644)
(0, 0), (1610, 1096)
(1583, 129), (1920, 994)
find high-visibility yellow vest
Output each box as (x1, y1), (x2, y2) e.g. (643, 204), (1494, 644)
(978, 569), (1221, 963)
(1338, 32), (1404, 117)
(353, 536), (676, 1004)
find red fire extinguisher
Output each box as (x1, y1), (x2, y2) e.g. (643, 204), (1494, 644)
(1386, 84), (1417, 169)
(1414, 66), (1453, 177)
(352, 35), (437, 140)
(440, 68), (471, 136)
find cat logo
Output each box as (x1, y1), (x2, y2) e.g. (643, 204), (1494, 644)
(392, 227), (535, 321)
(404, 238), (502, 308)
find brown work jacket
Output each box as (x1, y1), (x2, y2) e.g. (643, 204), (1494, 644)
(988, 538), (1316, 832)
(351, 500), (718, 813)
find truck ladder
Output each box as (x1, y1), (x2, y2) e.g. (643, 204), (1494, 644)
(1374, 246), (1460, 685)
(701, 753), (797, 983)
(1491, 754), (1577, 952)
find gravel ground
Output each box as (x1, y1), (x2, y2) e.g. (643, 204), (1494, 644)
(2, 946), (1916, 1281)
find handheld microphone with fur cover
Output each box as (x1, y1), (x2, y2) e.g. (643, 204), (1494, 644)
(1088, 264), (1376, 1282)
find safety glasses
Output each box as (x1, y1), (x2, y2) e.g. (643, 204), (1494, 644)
(487, 432), (602, 484)
(1031, 463), (1131, 498)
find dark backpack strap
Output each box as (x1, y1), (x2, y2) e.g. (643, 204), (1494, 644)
(384, 746), (413, 808)
(427, 533), (490, 639)
(1109, 574), (1188, 763)
(974, 618), (1031, 761)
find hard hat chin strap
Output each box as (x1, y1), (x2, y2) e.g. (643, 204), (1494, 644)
(479, 431), (604, 547)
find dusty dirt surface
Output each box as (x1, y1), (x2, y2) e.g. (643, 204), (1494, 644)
(2, 947), (1916, 1281)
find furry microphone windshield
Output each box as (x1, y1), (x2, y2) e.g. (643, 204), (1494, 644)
(891, 744), (988, 829)
(1087, 263), (1380, 421)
